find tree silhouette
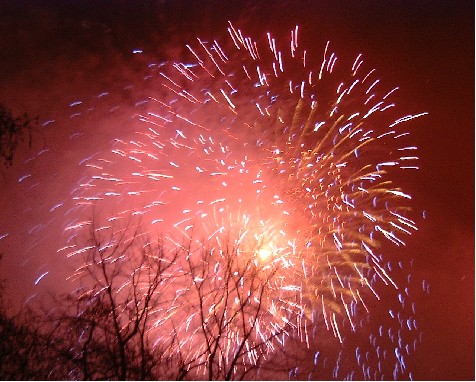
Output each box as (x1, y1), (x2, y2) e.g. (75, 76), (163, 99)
(0, 253), (64, 380)
(0, 217), (310, 380)
(169, 231), (301, 380)
(41, 218), (183, 380)
(0, 102), (38, 167)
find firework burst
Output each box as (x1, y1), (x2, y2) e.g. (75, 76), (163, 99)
(49, 22), (426, 379)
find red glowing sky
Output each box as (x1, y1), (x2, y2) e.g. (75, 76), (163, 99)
(0, 1), (473, 380)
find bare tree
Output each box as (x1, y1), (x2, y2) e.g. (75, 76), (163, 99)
(41, 218), (183, 380)
(0, 102), (38, 167)
(1, 217), (312, 380)
(165, 228), (304, 380)
(0, 254), (64, 380)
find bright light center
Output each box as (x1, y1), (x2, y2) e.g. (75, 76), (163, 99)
(257, 247), (272, 261)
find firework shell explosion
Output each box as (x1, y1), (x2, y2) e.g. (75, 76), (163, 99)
(13, 22), (427, 380)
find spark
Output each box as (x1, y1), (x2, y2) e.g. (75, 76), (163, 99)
(34, 271), (49, 285)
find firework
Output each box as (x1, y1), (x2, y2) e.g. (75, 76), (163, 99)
(19, 22), (426, 379)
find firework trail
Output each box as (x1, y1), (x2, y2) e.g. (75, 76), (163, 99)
(9, 22), (426, 379)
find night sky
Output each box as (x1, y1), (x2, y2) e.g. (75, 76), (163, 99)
(0, 1), (474, 380)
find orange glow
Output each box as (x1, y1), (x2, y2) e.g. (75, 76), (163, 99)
(256, 246), (273, 262)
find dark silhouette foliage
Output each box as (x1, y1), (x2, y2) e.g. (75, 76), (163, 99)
(0, 102), (38, 167)
(0, 220), (302, 380)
